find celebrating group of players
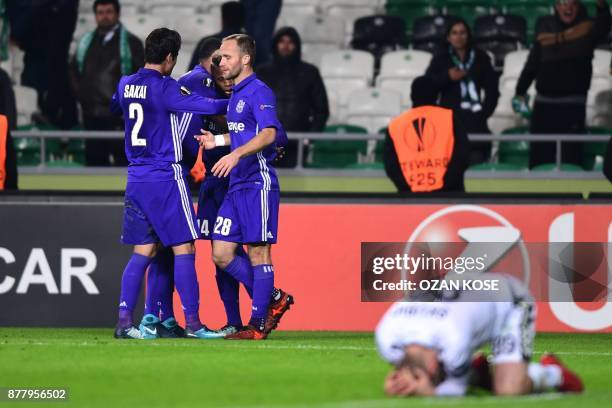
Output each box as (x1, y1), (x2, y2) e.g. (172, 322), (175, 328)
(111, 28), (292, 341)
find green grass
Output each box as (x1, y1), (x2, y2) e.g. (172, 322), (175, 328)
(0, 330), (610, 407)
(16, 174), (612, 195)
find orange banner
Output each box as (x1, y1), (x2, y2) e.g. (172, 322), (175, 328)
(176, 203), (612, 333)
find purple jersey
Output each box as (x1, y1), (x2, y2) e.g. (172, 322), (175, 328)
(226, 73), (284, 192)
(110, 67), (228, 182)
(178, 65), (231, 177)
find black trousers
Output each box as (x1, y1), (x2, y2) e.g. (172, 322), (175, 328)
(529, 101), (586, 168)
(83, 116), (127, 166)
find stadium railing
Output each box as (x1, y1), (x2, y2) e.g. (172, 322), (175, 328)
(12, 130), (610, 180)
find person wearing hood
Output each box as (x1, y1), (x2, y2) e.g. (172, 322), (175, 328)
(514, 0), (611, 168)
(256, 26), (329, 168)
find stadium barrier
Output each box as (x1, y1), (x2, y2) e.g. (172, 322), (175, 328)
(1, 194), (611, 333)
(12, 130), (610, 179)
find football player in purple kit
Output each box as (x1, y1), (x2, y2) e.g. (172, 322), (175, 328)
(197, 34), (293, 340)
(110, 28), (228, 339)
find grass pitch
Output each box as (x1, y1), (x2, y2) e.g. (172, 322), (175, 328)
(0, 330), (610, 408)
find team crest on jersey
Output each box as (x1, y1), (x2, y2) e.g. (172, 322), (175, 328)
(204, 78), (213, 87)
(236, 99), (245, 113)
(180, 86), (191, 96)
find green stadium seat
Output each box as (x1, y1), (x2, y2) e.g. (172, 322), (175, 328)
(386, 0), (439, 38)
(345, 162), (385, 170)
(583, 127), (611, 170)
(46, 159), (85, 168)
(440, 0), (493, 28)
(306, 124), (368, 168)
(13, 137), (41, 166)
(500, 126), (530, 167)
(532, 163), (585, 171)
(67, 139), (86, 165)
(469, 162), (527, 171)
(45, 139), (65, 162)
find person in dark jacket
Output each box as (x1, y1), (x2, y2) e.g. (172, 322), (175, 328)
(257, 26), (329, 167)
(0, 68), (17, 189)
(515, 0), (611, 168)
(384, 76), (470, 193)
(425, 18), (499, 165)
(188, 1), (246, 71)
(69, 0), (144, 166)
(7, 0), (79, 129)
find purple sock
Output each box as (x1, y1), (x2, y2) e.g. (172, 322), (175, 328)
(251, 265), (274, 327)
(215, 266), (242, 327)
(224, 254), (254, 296)
(118, 253), (151, 328)
(173, 253), (202, 331)
(145, 249), (174, 320)
(235, 246), (253, 298)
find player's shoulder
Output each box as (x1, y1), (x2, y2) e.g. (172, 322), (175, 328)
(250, 78), (276, 100)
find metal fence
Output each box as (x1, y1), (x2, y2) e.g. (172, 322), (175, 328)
(12, 130), (611, 179)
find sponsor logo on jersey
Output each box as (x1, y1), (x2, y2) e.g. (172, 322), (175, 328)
(180, 85), (192, 96)
(236, 99), (245, 113)
(260, 104), (274, 110)
(227, 122), (245, 132)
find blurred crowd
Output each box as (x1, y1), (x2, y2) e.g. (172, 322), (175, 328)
(0, 0), (611, 193)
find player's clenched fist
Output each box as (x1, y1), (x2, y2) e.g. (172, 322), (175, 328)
(194, 129), (216, 150)
(212, 152), (240, 177)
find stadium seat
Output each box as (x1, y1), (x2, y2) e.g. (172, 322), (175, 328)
(583, 127), (611, 170)
(300, 15), (346, 48)
(149, 3), (203, 16)
(411, 14), (459, 54)
(532, 163), (585, 172)
(376, 50), (432, 108)
(173, 44), (197, 78)
(591, 90), (612, 129)
(488, 94), (525, 134)
(78, 0), (95, 13)
(13, 137), (41, 166)
(276, 1), (320, 34)
(345, 88), (402, 134)
(501, 0), (552, 42)
(66, 139), (86, 165)
(474, 14), (527, 69)
(302, 43), (342, 69)
(306, 124), (369, 168)
(499, 126), (530, 168)
(322, 0), (381, 38)
(386, 0), (438, 39)
(170, 14), (221, 45)
(325, 89), (344, 125)
(321, 50), (375, 104)
(14, 85), (38, 127)
(442, 0), (493, 28)
(122, 15), (168, 43)
(350, 15), (407, 66)
(498, 49), (529, 92)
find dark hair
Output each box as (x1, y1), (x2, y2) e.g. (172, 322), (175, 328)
(221, 1), (245, 29)
(198, 37), (222, 61)
(223, 34), (256, 66)
(411, 76), (438, 107)
(145, 28), (181, 64)
(93, 0), (120, 14)
(444, 18), (473, 51)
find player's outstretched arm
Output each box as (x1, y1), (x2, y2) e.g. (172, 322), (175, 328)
(211, 127), (276, 178)
(195, 130), (230, 150)
(163, 80), (228, 115)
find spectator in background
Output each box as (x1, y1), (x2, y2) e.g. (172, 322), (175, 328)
(7, 0), (79, 129)
(241, 0), (282, 67)
(0, 67), (17, 189)
(70, 0), (144, 166)
(188, 1), (246, 70)
(514, 0), (611, 168)
(425, 18), (499, 165)
(384, 76), (470, 193)
(257, 26), (329, 167)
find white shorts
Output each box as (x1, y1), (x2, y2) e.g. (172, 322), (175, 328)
(491, 301), (536, 365)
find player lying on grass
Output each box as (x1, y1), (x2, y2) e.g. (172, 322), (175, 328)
(110, 28), (228, 339)
(376, 274), (583, 397)
(139, 41), (293, 339)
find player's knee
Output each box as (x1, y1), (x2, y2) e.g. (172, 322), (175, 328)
(212, 249), (232, 269)
(247, 244), (270, 265)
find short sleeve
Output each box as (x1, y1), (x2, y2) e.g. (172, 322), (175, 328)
(251, 86), (281, 132)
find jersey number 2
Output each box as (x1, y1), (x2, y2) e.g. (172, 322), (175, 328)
(129, 103), (146, 146)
